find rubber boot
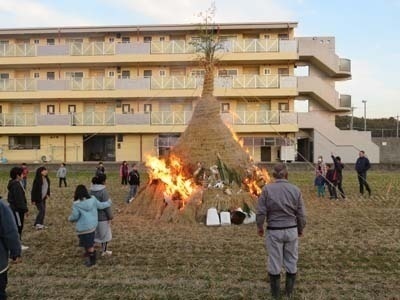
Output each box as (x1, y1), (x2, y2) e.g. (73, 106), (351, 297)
(269, 273), (280, 299)
(285, 272), (296, 298)
(85, 251), (97, 267)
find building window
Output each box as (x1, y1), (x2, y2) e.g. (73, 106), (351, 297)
(263, 34), (270, 39)
(108, 71), (115, 77)
(143, 70), (152, 78)
(159, 36), (165, 41)
(121, 37), (130, 43)
(109, 37), (114, 43)
(121, 70), (130, 79)
(0, 73), (9, 79)
(159, 70), (166, 77)
(0, 105), (2, 113)
(66, 38), (83, 44)
(122, 104), (131, 114)
(9, 136), (40, 150)
(0, 40), (9, 44)
(144, 104), (152, 113)
(34, 72), (40, 78)
(278, 34), (289, 40)
(219, 35), (236, 42)
(144, 36), (152, 43)
(264, 68), (271, 75)
(278, 103), (289, 112)
(278, 68), (289, 76)
(34, 39), (40, 44)
(218, 69), (238, 77)
(191, 70), (205, 77)
(191, 36), (201, 42)
(47, 105), (55, 115)
(264, 137), (276, 146)
(47, 72), (55, 80)
(47, 38), (55, 45)
(68, 105), (76, 113)
(65, 72), (84, 79)
(221, 103), (230, 113)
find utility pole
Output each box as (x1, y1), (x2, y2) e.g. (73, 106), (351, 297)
(350, 106), (356, 130)
(362, 100), (367, 131)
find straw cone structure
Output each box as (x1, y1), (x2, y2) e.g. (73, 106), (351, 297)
(132, 36), (256, 223)
(170, 94), (252, 176)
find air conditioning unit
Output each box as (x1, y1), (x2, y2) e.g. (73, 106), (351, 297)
(41, 154), (52, 163)
(280, 146), (295, 162)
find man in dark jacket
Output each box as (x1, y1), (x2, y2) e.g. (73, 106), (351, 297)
(355, 150), (371, 196)
(0, 200), (22, 299)
(256, 163), (306, 299)
(7, 167), (29, 250)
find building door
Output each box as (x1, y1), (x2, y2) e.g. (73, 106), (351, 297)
(261, 146), (272, 162)
(83, 135), (115, 161)
(296, 138), (311, 162)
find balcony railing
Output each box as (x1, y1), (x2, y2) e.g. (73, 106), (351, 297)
(0, 39), (297, 57)
(339, 58), (351, 72)
(150, 111), (193, 125)
(0, 44), (36, 56)
(221, 110), (280, 125)
(0, 79), (36, 91)
(230, 39), (278, 52)
(150, 40), (196, 54)
(0, 113), (37, 126)
(0, 110), (296, 127)
(151, 76), (198, 89)
(0, 75), (297, 92)
(69, 42), (115, 56)
(72, 112), (115, 126)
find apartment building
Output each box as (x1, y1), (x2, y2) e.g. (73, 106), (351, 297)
(0, 22), (379, 164)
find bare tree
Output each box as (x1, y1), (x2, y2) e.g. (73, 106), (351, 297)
(190, 2), (224, 97)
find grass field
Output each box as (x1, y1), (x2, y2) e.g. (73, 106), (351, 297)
(0, 168), (399, 299)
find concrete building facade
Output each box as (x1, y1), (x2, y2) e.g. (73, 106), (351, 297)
(0, 22), (379, 164)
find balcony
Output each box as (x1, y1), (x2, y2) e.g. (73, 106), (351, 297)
(297, 37), (351, 78)
(0, 110), (297, 127)
(0, 39), (297, 57)
(0, 75), (297, 98)
(297, 76), (351, 111)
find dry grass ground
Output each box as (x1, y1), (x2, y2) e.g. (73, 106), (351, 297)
(0, 168), (399, 299)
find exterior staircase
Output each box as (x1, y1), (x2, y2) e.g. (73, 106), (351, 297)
(298, 112), (379, 163)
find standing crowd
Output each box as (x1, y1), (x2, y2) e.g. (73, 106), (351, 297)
(0, 161), (140, 299)
(313, 150), (372, 200)
(0, 153), (372, 299)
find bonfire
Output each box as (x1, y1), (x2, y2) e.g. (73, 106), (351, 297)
(131, 11), (270, 223)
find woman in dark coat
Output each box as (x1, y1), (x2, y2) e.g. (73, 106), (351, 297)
(7, 166), (29, 249)
(31, 166), (50, 229)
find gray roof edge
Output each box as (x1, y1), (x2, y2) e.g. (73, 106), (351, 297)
(0, 22), (298, 35)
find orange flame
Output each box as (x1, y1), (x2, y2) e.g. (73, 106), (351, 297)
(145, 154), (196, 208)
(244, 166), (271, 197)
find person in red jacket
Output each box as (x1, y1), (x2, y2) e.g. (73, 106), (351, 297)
(119, 161), (129, 185)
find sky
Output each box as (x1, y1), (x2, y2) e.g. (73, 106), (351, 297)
(0, 0), (398, 118)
